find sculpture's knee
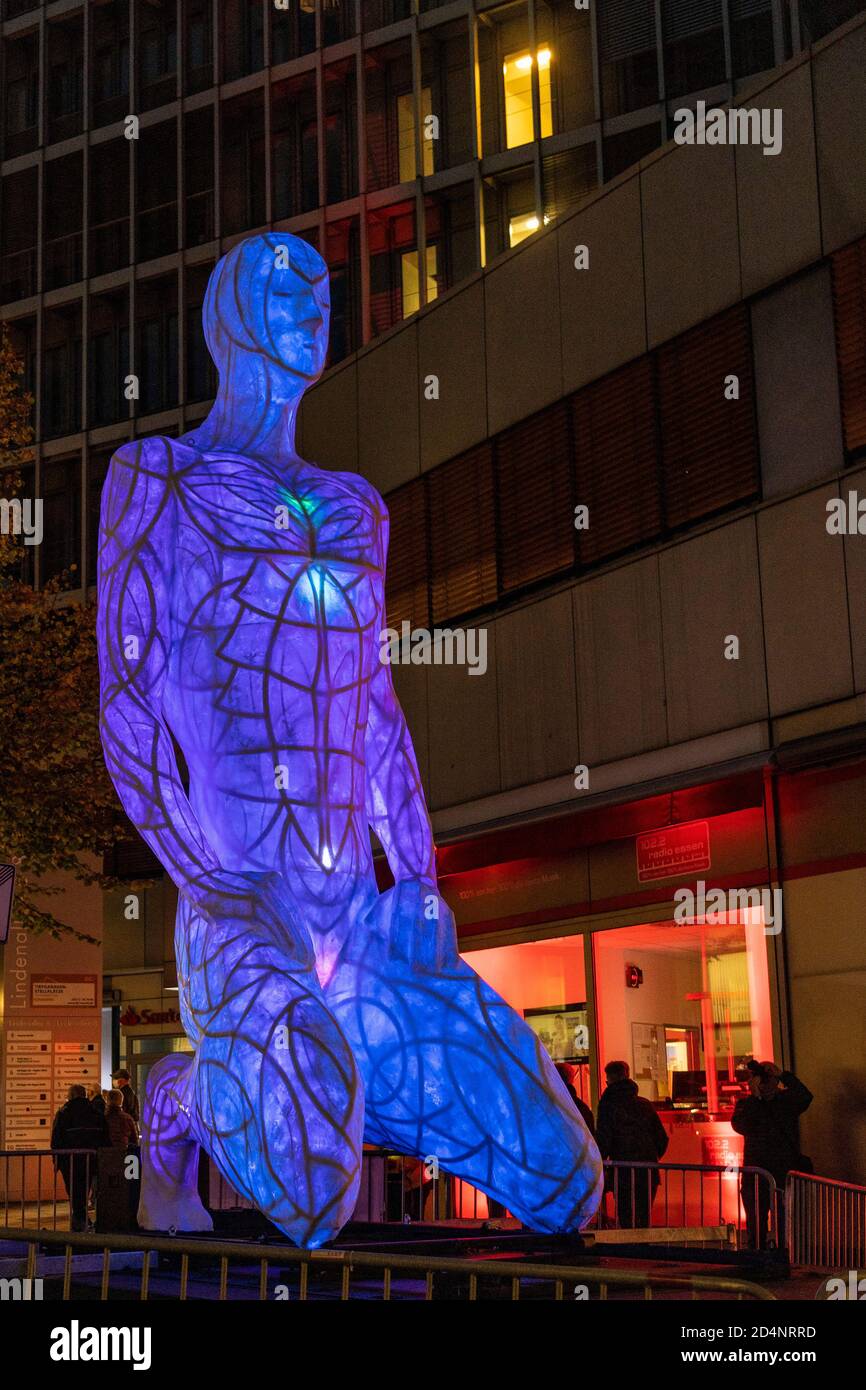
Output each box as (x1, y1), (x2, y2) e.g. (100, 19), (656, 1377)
(193, 956), (365, 1248)
(138, 1053), (213, 1233)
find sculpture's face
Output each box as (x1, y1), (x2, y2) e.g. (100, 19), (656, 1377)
(265, 261), (330, 383)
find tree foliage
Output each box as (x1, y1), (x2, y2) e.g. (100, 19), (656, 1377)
(0, 326), (123, 941)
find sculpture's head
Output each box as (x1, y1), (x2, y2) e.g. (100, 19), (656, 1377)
(203, 233), (330, 391)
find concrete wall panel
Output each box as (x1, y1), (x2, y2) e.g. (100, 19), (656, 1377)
(574, 556), (668, 765)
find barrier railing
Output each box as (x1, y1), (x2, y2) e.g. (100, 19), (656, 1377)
(786, 1169), (866, 1270)
(0, 1226), (778, 1301)
(347, 1154), (779, 1248)
(591, 1162), (780, 1250)
(0, 1149), (97, 1231)
(2, 1148), (780, 1251)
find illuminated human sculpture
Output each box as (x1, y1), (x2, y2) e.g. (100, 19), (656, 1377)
(97, 233), (602, 1247)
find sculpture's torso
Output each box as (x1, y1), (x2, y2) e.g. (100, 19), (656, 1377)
(161, 443), (386, 939)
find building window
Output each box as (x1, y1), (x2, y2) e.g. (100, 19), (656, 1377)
(508, 211), (544, 248)
(384, 480), (430, 629)
(730, 0), (775, 79)
(368, 203), (416, 335)
(136, 314), (179, 416)
(831, 236), (866, 459)
(502, 48), (553, 149)
(87, 450), (115, 588)
(599, 0), (658, 118)
(325, 218), (361, 366)
(92, 2), (131, 126)
(427, 444), (497, 624)
(42, 337), (82, 438)
(397, 89), (435, 182)
(88, 325), (130, 428)
(594, 911), (774, 1120)
(495, 400), (574, 594)
(541, 144), (597, 226)
(602, 123), (662, 181)
(401, 246), (438, 318)
(184, 0), (213, 93)
(482, 168), (536, 263)
(5, 72), (39, 135)
(656, 304), (759, 528)
(41, 456), (82, 590)
(662, 0), (726, 101)
(366, 44), (414, 192)
(186, 262), (217, 403)
(798, 0), (865, 46)
(573, 356), (662, 566)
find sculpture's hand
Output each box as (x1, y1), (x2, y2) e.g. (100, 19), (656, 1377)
(184, 868), (316, 973)
(371, 876), (459, 973)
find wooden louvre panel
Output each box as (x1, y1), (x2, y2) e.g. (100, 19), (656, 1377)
(657, 304), (759, 528)
(495, 399), (575, 594)
(831, 237), (866, 456)
(572, 356), (661, 565)
(427, 442), (498, 624)
(384, 479), (430, 629)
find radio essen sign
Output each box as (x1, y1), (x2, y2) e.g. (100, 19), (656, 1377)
(636, 821), (711, 883)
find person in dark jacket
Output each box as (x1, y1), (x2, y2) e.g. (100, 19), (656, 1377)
(111, 1068), (140, 1123)
(731, 1062), (813, 1250)
(87, 1081), (106, 1116)
(51, 1085), (109, 1231)
(555, 1063), (596, 1138)
(104, 1088), (139, 1149)
(596, 1060), (669, 1229)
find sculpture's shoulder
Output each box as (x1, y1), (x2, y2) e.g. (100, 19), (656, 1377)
(320, 467), (387, 523)
(107, 434), (202, 487)
(101, 435), (198, 547)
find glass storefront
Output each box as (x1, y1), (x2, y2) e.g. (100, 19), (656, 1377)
(462, 896), (777, 1225)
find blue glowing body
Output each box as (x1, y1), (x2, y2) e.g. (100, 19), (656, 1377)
(97, 234), (602, 1245)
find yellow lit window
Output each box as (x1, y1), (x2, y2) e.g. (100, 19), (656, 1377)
(509, 212), (540, 247)
(401, 246), (438, 318)
(397, 88), (434, 183)
(502, 48), (552, 150)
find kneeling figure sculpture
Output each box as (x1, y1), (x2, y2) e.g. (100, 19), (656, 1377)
(97, 233), (603, 1247)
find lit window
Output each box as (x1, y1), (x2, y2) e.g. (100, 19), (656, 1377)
(508, 212), (540, 248)
(502, 48), (553, 150)
(401, 246), (438, 318)
(397, 88), (434, 183)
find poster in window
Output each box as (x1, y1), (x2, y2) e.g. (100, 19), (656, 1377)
(523, 1004), (589, 1063)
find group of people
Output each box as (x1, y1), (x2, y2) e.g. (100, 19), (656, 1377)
(557, 1057), (812, 1249)
(50, 1069), (141, 1231)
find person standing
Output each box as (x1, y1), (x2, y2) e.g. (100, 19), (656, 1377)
(555, 1063), (596, 1138)
(111, 1068), (140, 1124)
(596, 1060), (669, 1229)
(51, 1085), (108, 1231)
(731, 1061), (813, 1251)
(87, 1081), (106, 1117)
(104, 1088), (140, 1149)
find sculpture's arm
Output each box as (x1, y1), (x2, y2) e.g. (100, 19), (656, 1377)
(364, 513), (436, 889)
(97, 439), (287, 931)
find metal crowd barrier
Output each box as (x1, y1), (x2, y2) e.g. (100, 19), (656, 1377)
(0, 1149), (98, 1231)
(3, 1148), (780, 1252)
(0, 1226), (778, 1301)
(360, 1154), (779, 1247)
(785, 1169), (866, 1270)
(590, 1162), (780, 1250)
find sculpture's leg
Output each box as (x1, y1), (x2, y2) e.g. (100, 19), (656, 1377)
(172, 899), (365, 1249)
(138, 1052), (213, 1233)
(325, 888), (603, 1234)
